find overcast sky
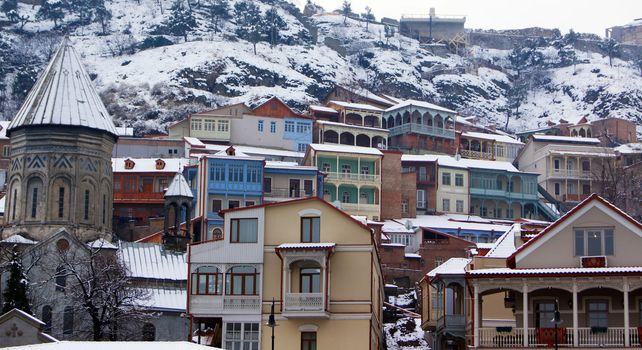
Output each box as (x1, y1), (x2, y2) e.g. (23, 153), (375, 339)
(296, 0), (642, 36)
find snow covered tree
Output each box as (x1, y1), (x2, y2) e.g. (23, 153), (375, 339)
(361, 6), (374, 30)
(165, 0), (198, 42)
(234, 1), (262, 54)
(599, 38), (620, 67)
(1, 0), (17, 16)
(95, 3), (112, 35)
(263, 7), (287, 47)
(12, 65), (37, 101)
(36, 0), (65, 27)
(558, 45), (577, 71)
(2, 250), (31, 315)
(341, 0), (351, 25)
(206, 0), (230, 33)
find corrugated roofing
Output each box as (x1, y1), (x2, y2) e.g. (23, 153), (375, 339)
(427, 258), (470, 277)
(165, 173), (193, 198)
(142, 286), (186, 311)
(485, 224), (520, 258)
(119, 242), (187, 281)
(8, 38), (118, 137)
(385, 99), (456, 114)
(462, 131), (524, 145)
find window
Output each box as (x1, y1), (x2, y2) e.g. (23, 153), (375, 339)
(587, 300), (608, 328)
(258, 120), (264, 132)
(228, 200), (240, 209)
(554, 159), (560, 170)
(554, 183), (561, 195)
(304, 180), (313, 195)
(225, 322), (259, 350)
(58, 187), (65, 218)
(442, 199), (450, 212)
(102, 195), (106, 225)
(204, 119), (215, 131)
(84, 190), (90, 220)
(191, 266), (222, 295)
(226, 266), (259, 295)
(442, 172), (451, 186)
(2, 145), (9, 157)
(417, 190), (426, 208)
(298, 143), (307, 152)
(230, 218), (258, 243)
(270, 121), (276, 133)
(535, 301), (556, 328)
(217, 120), (229, 132)
(263, 178), (272, 193)
(435, 256), (444, 267)
(31, 187), (38, 218)
(228, 165), (244, 182)
(211, 165), (225, 182)
(245, 201), (255, 206)
(401, 200), (408, 213)
(142, 323), (156, 341)
(341, 164), (351, 174)
(296, 122), (311, 134)
(342, 191), (351, 203)
(55, 266), (66, 292)
(191, 119), (202, 131)
(300, 268), (321, 293)
(361, 166), (370, 175)
(301, 217), (320, 243)
(301, 332), (317, 350)
(12, 189), (16, 221)
(456, 200), (464, 213)
(567, 182), (576, 195)
(63, 307), (74, 335)
(247, 166), (261, 183)
(212, 199), (222, 213)
(574, 228), (614, 256)
(455, 174), (464, 187)
(418, 167), (427, 182)
(322, 163), (331, 172)
(285, 120), (295, 133)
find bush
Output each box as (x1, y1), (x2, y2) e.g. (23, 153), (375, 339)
(138, 36), (174, 50)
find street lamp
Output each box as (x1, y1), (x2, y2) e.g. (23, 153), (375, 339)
(266, 298), (279, 350)
(551, 298), (562, 350)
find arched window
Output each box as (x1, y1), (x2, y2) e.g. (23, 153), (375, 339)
(226, 266), (259, 295)
(191, 266), (222, 295)
(55, 266), (67, 292)
(102, 194), (106, 225)
(142, 323), (156, 341)
(63, 306), (74, 335)
(31, 188), (38, 218)
(58, 187), (65, 218)
(11, 188), (17, 221)
(84, 190), (90, 220)
(42, 305), (52, 333)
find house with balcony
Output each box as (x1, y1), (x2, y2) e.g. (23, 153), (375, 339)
(263, 161), (323, 203)
(303, 143), (383, 220)
(111, 157), (191, 241)
(459, 132), (524, 163)
(310, 102), (389, 149)
(209, 197), (383, 349)
(516, 134), (616, 205)
(468, 194), (642, 349)
(383, 100), (458, 154)
(401, 154), (439, 214)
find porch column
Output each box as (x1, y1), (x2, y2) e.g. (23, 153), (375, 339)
(624, 278), (630, 347)
(573, 279), (579, 347)
(522, 283), (529, 347)
(473, 284), (480, 348)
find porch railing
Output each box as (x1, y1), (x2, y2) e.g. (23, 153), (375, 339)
(339, 202), (379, 213)
(477, 327), (634, 347)
(478, 327), (525, 347)
(388, 123), (456, 139)
(283, 293), (324, 311)
(325, 172), (380, 183)
(577, 327), (626, 347)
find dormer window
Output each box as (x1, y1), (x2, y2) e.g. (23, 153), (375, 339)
(574, 228), (614, 256)
(124, 159), (135, 169)
(155, 159), (166, 170)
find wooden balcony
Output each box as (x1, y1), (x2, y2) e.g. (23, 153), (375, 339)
(113, 191), (165, 203)
(189, 295), (261, 315)
(388, 123), (456, 139)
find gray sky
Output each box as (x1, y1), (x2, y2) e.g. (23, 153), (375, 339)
(298, 0), (642, 36)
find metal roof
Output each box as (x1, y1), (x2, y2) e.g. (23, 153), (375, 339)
(119, 242), (187, 281)
(8, 37), (118, 137)
(165, 172), (194, 198)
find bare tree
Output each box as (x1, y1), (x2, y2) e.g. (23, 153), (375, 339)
(591, 158), (642, 218)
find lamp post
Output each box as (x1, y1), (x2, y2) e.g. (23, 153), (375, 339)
(267, 298), (278, 350)
(552, 298), (562, 350)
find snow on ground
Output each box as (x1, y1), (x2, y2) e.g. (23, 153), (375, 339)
(389, 290), (416, 309)
(384, 317), (429, 350)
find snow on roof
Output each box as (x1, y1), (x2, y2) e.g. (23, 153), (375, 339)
(198, 143), (305, 159)
(427, 258), (470, 277)
(112, 158), (190, 173)
(277, 243), (336, 249)
(340, 86), (395, 106)
(0, 308), (47, 328)
(485, 224), (520, 258)
(309, 143), (383, 156)
(382, 220), (414, 234)
(165, 173), (194, 198)
(462, 131), (524, 145)
(87, 238), (118, 250)
(548, 150), (615, 157)
(468, 266), (642, 276)
(437, 155), (520, 172)
(615, 143), (642, 154)
(531, 134), (601, 144)
(6, 341), (222, 350)
(328, 100), (384, 112)
(1, 234), (37, 245)
(316, 120), (388, 132)
(0, 121), (10, 139)
(264, 161), (317, 171)
(405, 253), (422, 259)
(385, 99), (456, 114)
(184, 136), (206, 147)
(309, 105), (339, 114)
(401, 154), (439, 162)
(404, 214), (512, 233)
(119, 242), (187, 281)
(381, 94), (404, 104)
(115, 126), (134, 136)
(8, 38), (118, 137)
(475, 243), (495, 249)
(142, 286), (186, 312)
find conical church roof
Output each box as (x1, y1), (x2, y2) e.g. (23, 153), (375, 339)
(7, 37), (118, 137)
(165, 172), (194, 198)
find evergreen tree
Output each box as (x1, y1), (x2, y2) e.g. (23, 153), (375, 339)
(599, 38), (620, 67)
(234, 1), (262, 54)
(36, 0), (65, 27)
(1, 0), (17, 16)
(95, 2), (112, 35)
(361, 6), (373, 30)
(263, 7), (287, 47)
(341, 0), (350, 25)
(165, 0), (198, 42)
(206, 0), (230, 33)
(558, 45), (577, 71)
(2, 251), (31, 315)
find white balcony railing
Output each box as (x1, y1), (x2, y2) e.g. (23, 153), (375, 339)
(222, 295), (261, 311)
(339, 202), (379, 213)
(461, 149), (494, 160)
(478, 327), (526, 347)
(549, 169), (592, 179)
(284, 293), (324, 312)
(325, 172), (380, 183)
(388, 123), (456, 139)
(577, 327), (626, 347)
(477, 327), (631, 348)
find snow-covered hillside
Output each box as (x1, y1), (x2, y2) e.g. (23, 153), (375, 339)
(1, 0), (641, 134)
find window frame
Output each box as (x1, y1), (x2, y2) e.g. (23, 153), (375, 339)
(301, 331), (317, 350)
(574, 228), (614, 256)
(230, 218), (258, 243)
(191, 266), (223, 295)
(301, 217), (321, 243)
(455, 173), (464, 187)
(442, 172), (451, 186)
(300, 268), (321, 293)
(226, 267), (260, 296)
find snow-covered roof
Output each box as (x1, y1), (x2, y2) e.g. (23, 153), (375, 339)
(165, 173), (194, 198)
(339, 86), (395, 107)
(485, 224), (520, 258)
(403, 214), (512, 233)
(119, 242), (187, 281)
(382, 220), (414, 234)
(328, 100), (384, 112)
(308, 143), (383, 156)
(475, 242), (495, 249)
(615, 143), (642, 154)
(531, 134), (601, 144)
(309, 105), (339, 114)
(87, 238), (118, 250)
(115, 126), (134, 136)
(6, 342), (221, 350)
(0, 234), (37, 245)
(316, 120), (388, 132)
(385, 99), (456, 114)
(277, 243), (336, 249)
(112, 158), (190, 173)
(381, 94), (404, 104)
(8, 38), (118, 137)
(142, 286), (186, 312)
(437, 155), (521, 172)
(462, 131), (524, 145)
(405, 253), (421, 259)
(548, 150), (615, 157)
(193, 143), (305, 159)
(427, 258), (470, 277)
(264, 161), (317, 171)
(0, 121), (10, 139)
(401, 154), (439, 163)
(468, 266), (642, 277)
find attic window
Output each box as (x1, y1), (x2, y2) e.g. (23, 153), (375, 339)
(271, 102), (277, 111)
(155, 159), (166, 170)
(124, 159), (135, 169)
(226, 147), (236, 156)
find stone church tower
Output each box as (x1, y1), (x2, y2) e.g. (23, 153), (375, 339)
(2, 38), (118, 242)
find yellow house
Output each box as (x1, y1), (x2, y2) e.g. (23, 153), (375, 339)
(188, 197), (384, 349)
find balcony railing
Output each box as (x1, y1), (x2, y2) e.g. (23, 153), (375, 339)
(549, 169), (592, 179)
(325, 172), (380, 183)
(283, 293), (324, 312)
(339, 202), (379, 213)
(470, 187), (538, 201)
(113, 192), (165, 202)
(223, 295), (261, 311)
(563, 193), (591, 202)
(264, 188), (315, 199)
(189, 295), (261, 314)
(388, 123), (456, 139)
(461, 149), (494, 160)
(477, 327), (634, 348)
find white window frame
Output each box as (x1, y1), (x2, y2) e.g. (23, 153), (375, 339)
(456, 200), (464, 213)
(442, 198), (450, 212)
(574, 227), (614, 256)
(417, 190), (426, 209)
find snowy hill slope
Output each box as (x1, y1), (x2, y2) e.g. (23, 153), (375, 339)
(0, 0), (641, 135)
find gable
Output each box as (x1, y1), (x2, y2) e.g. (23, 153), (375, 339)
(250, 97), (302, 119)
(513, 199), (642, 269)
(192, 103), (250, 118)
